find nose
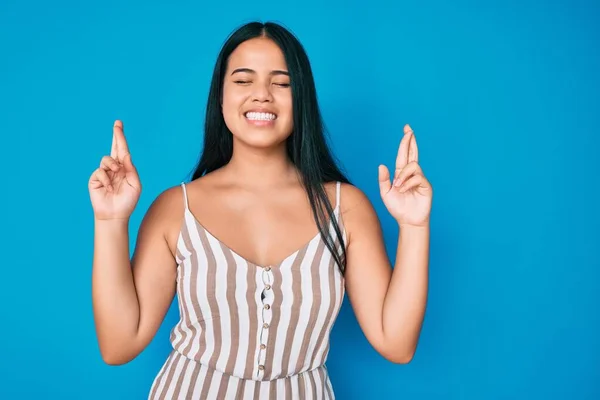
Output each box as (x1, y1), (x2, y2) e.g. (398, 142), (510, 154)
(251, 81), (273, 102)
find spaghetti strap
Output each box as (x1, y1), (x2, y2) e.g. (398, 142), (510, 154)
(335, 181), (341, 213)
(180, 182), (189, 211)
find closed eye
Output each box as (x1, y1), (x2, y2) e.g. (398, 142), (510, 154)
(234, 80), (290, 88)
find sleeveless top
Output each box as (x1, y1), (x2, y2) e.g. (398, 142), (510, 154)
(148, 182), (346, 399)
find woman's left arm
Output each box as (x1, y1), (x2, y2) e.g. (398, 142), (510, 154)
(342, 124), (432, 364)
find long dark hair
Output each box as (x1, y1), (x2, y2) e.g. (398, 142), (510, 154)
(190, 21), (350, 274)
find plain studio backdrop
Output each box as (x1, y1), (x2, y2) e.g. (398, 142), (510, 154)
(2, 0), (599, 399)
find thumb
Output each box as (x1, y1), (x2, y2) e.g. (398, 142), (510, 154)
(378, 165), (392, 197)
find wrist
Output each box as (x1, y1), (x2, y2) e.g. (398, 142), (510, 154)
(398, 220), (430, 232)
(397, 222), (430, 249)
(94, 217), (130, 229)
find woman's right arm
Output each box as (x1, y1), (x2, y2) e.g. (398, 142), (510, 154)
(92, 191), (178, 365)
(89, 120), (179, 365)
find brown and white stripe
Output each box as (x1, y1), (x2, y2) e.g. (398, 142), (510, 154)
(148, 182), (346, 399)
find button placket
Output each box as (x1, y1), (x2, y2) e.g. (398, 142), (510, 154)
(256, 266), (274, 378)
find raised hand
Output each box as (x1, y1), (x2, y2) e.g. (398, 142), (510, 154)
(378, 124), (432, 227)
(88, 120), (141, 221)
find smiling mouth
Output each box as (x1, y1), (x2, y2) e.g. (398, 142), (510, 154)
(244, 111), (277, 121)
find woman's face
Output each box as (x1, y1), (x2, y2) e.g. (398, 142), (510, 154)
(222, 37), (294, 149)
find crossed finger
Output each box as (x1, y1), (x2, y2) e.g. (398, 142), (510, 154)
(111, 120), (130, 163)
(408, 126), (418, 164)
(394, 161), (423, 187)
(394, 124), (418, 181)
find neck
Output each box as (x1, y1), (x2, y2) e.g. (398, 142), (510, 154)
(223, 141), (300, 188)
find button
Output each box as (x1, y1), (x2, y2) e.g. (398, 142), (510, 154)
(264, 304), (270, 310)
(265, 284), (271, 290)
(263, 323), (269, 329)
(258, 365), (265, 370)
(260, 344), (266, 349)
(265, 267), (271, 272)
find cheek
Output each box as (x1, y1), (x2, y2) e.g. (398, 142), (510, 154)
(221, 91), (244, 123)
(221, 97), (236, 116)
(276, 94), (293, 122)
(282, 109), (294, 131)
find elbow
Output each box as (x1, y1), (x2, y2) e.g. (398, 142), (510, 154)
(96, 332), (145, 366)
(102, 354), (131, 366)
(101, 350), (133, 366)
(386, 352), (414, 364)
(99, 344), (137, 366)
(378, 332), (419, 364)
(381, 347), (416, 364)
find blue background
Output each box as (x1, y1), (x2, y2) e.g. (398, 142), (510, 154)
(2, 0), (599, 398)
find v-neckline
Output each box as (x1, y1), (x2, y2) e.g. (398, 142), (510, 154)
(184, 207), (326, 269)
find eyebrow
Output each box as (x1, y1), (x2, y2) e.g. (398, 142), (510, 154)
(230, 68), (289, 76)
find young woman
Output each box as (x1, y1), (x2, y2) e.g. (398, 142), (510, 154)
(90, 21), (432, 399)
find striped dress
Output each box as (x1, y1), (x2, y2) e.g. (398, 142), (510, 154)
(148, 182), (346, 399)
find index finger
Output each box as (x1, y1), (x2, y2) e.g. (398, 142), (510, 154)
(409, 133), (419, 164)
(113, 120), (130, 161)
(110, 121), (118, 158)
(395, 124), (413, 172)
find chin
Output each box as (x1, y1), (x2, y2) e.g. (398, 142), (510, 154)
(228, 118), (292, 149)
(234, 131), (289, 149)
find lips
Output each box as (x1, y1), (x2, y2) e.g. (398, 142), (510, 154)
(244, 111), (277, 121)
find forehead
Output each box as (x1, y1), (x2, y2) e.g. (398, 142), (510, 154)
(227, 37), (288, 72)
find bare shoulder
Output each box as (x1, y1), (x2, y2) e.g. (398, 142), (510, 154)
(146, 184), (185, 217)
(338, 182), (376, 215)
(337, 182), (382, 242)
(321, 181), (366, 206)
(139, 183), (188, 257)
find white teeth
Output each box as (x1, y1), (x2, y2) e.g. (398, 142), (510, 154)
(245, 112), (276, 121)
